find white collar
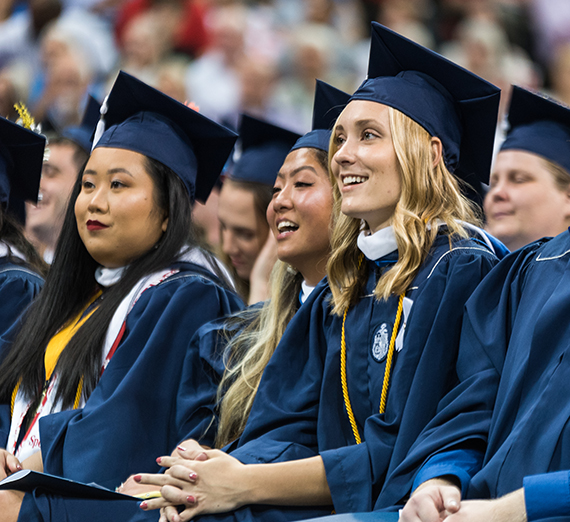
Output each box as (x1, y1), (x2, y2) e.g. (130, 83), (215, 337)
(95, 266), (127, 287)
(300, 280), (315, 303)
(357, 226), (398, 261)
(0, 242), (27, 262)
(94, 247), (236, 290)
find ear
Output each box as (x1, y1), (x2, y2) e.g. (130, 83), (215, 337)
(430, 137), (443, 168)
(161, 216), (169, 232)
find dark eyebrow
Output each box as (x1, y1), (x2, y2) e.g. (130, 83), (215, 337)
(276, 165), (319, 179)
(82, 168), (134, 177)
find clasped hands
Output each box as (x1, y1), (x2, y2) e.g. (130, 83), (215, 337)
(127, 439), (249, 522)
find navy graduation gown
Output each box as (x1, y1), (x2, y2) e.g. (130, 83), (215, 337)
(0, 257), (43, 446)
(12, 262), (242, 522)
(378, 230), (570, 517)
(194, 233), (498, 522)
(0, 257), (43, 340)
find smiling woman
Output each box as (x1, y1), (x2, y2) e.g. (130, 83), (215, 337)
(134, 24), (506, 522)
(0, 72), (243, 522)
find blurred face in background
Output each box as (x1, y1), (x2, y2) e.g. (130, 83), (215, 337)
(484, 149), (570, 251)
(26, 141), (84, 256)
(218, 178), (270, 281)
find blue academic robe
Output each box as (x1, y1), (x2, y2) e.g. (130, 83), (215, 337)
(8, 261), (243, 522)
(0, 257), (43, 445)
(0, 257), (43, 340)
(378, 230), (570, 520)
(193, 233), (499, 522)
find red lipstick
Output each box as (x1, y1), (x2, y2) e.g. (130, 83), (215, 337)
(86, 220), (108, 231)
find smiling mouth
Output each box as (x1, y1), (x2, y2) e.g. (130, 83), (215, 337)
(342, 175), (368, 186)
(86, 220), (109, 231)
(277, 220), (299, 234)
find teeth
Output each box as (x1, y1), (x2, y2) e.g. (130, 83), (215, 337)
(343, 176), (368, 185)
(277, 221), (299, 232)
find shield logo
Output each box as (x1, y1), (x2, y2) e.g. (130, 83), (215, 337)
(372, 323), (389, 362)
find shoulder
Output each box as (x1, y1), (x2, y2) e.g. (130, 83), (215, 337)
(0, 258), (44, 289)
(421, 235), (499, 279)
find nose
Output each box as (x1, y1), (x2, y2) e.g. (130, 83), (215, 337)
(87, 186), (109, 214)
(221, 228), (238, 256)
(332, 137), (356, 171)
(272, 184), (293, 213)
(487, 177), (509, 203)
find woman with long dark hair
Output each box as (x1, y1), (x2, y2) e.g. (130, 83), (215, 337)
(0, 72), (243, 521)
(0, 114), (46, 341)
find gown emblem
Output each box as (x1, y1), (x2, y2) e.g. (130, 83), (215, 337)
(372, 323), (389, 362)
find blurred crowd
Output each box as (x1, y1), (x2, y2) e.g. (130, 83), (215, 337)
(1, 0), (570, 138)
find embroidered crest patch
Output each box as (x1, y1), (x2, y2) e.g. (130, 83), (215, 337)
(372, 323), (389, 362)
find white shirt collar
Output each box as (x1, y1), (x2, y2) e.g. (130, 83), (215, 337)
(300, 280), (315, 303)
(0, 242), (27, 262)
(356, 226), (398, 261)
(95, 266), (127, 287)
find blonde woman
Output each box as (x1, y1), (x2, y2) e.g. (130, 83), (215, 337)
(139, 24), (504, 522)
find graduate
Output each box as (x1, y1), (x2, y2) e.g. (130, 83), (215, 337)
(138, 23), (504, 522)
(396, 88), (570, 522)
(181, 80), (350, 453)
(0, 71), (243, 522)
(484, 86), (570, 251)
(218, 115), (300, 304)
(0, 114), (46, 340)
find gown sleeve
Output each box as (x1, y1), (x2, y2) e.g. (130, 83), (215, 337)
(39, 272), (242, 489)
(523, 471), (570, 521)
(376, 241), (544, 508)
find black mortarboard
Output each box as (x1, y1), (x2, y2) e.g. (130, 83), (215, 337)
(61, 95), (101, 153)
(501, 86), (570, 174)
(0, 115), (45, 208)
(92, 71), (238, 203)
(351, 22), (500, 188)
(231, 115), (301, 186)
(290, 79), (350, 153)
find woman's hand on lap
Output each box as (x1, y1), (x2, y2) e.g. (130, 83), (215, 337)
(0, 450), (22, 480)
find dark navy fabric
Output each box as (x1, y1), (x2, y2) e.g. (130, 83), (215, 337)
(0, 257), (43, 341)
(2, 262), (242, 522)
(379, 230), (570, 517)
(191, 232), (498, 522)
(501, 86), (570, 175)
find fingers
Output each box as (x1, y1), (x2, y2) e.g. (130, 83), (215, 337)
(401, 493), (444, 522)
(442, 487), (461, 515)
(173, 439), (208, 460)
(135, 472), (188, 490)
(160, 484), (194, 507)
(162, 506), (181, 522)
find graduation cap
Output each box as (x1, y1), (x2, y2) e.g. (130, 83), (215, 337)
(350, 22), (501, 188)
(290, 79), (351, 153)
(0, 115), (45, 208)
(500, 86), (570, 174)
(93, 71), (238, 203)
(231, 115), (301, 186)
(61, 95), (101, 154)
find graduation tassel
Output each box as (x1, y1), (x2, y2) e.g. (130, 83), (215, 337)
(92, 95), (109, 150)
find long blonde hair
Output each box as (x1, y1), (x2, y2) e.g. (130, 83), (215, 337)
(215, 261), (303, 448)
(327, 105), (481, 314)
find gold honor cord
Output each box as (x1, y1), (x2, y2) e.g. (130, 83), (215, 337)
(11, 376), (84, 418)
(341, 292), (405, 445)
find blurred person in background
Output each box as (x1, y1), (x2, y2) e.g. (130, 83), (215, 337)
(26, 96), (97, 262)
(484, 86), (570, 252)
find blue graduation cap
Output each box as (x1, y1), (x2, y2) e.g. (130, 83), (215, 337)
(61, 95), (101, 154)
(290, 79), (351, 153)
(93, 71), (238, 203)
(501, 86), (570, 174)
(0, 115), (45, 208)
(351, 22), (501, 188)
(231, 115), (301, 186)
